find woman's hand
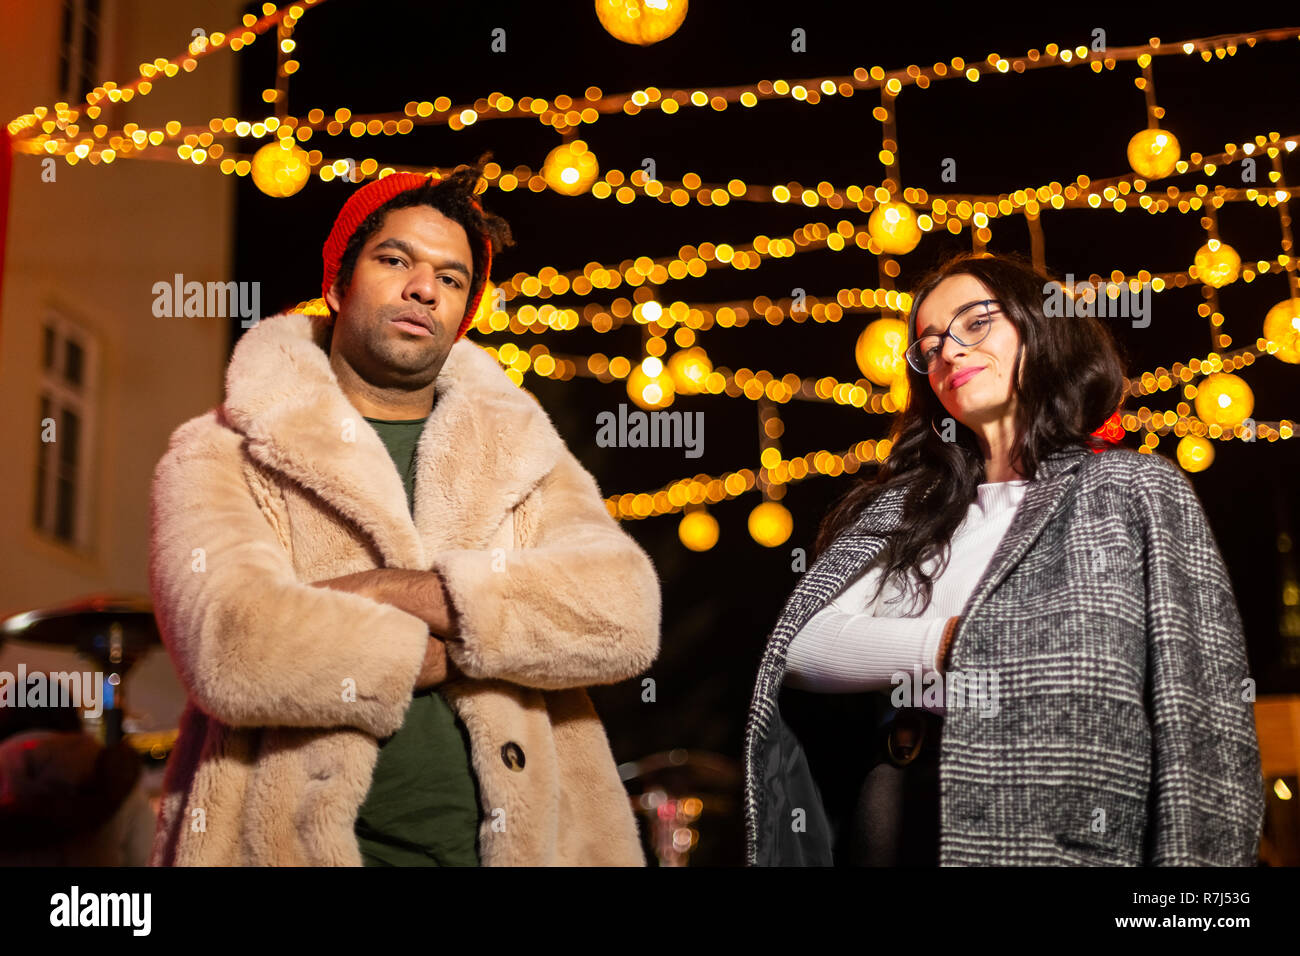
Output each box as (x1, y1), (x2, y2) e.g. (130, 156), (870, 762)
(935, 616), (961, 671)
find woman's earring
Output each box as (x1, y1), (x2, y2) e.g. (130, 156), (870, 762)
(931, 414), (952, 442)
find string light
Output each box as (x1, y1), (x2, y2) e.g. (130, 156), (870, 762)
(1126, 407), (1292, 442)
(12, 11), (1294, 528)
(490, 206), (1290, 306)
(18, 25), (1288, 146)
(605, 402), (1294, 520)
(475, 340), (901, 410)
(5, 2), (320, 140)
(282, 239), (1288, 341)
(291, 278), (1289, 441)
(22, 124), (1295, 224)
(604, 437), (893, 521)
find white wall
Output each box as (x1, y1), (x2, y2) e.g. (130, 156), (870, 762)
(1, 0), (245, 734)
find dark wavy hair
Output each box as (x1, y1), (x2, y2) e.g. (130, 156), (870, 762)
(326, 156), (515, 327)
(810, 251), (1128, 615)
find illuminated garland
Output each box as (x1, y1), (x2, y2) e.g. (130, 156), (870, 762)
(288, 294), (1294, 419)
(5, 2), (321, 144)
(10, 7), (1297, 533)
(473, 338), (1296, 421)
(14, 22), (1295, 147)
(602, 438), (884, 522)
(461, 260), (1294, 339)
(602, 411), (1295, 522)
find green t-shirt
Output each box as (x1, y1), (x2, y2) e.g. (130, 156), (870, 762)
(354, 415), (482, 866)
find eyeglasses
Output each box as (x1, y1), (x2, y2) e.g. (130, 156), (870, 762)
(905, 299), (1002, 375)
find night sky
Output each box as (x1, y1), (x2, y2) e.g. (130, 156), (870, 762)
(229, 2), (1300, 860)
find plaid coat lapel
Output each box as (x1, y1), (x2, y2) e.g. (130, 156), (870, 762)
(945, 444), (1089, 663)
(743, 442), (1093, 864)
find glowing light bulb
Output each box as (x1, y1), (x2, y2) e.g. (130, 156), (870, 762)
(595, 0), (689, 46)
(867, 201), (921, 254)
(542, 140), (599, 196)
(1126, 127), (1181, 179)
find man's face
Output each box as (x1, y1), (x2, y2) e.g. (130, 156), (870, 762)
(324, 204), (474, 390)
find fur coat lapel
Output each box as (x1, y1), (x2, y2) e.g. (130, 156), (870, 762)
(222, 311), (564, 566)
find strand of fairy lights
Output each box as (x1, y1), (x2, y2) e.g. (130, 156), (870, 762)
(8, 17), (1294, 327)
(257, 29), (1300, 138)
(476, 337), (1293, 432)
(17, 116), (1294, 225)
(595, 345), (1292, 522)
(5, 2), (322, 145)
(14, 26), (1293, 149)
(603, 401), (1296, 521)
(14, 13), (1288, 327)
(10, 10), (1295, 347)
(9, 7), (1294, 516)
(462, 259), (1289, 338)
(249, 133), (1296, 304)
(472, 302), (1296, 520)
(9, 21), (1297, 228)
(280, 298), (1285, 421)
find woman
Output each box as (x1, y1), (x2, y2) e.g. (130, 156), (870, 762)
(743, 251), (1265, 866)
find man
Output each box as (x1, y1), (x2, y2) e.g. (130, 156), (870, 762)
(148, 167), (661, 866)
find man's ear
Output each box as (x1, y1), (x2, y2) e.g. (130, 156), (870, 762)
(325, 279), (342, 314)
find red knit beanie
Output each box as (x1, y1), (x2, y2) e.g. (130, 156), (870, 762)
(321, 171), (493, 340)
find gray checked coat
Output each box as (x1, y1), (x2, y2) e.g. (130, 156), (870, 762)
(744, 442), (1265, 866)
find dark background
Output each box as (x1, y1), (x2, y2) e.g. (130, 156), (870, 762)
(230, 2), (1300, 861)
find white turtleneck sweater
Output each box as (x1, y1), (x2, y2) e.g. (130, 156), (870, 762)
(783, 479), (1031, 710)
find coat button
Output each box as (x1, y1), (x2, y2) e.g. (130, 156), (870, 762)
(501, 741), (525, 772)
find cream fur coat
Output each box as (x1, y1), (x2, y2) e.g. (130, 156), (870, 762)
(147, 311), (661, 866)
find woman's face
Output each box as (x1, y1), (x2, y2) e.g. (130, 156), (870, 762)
(913, 274), (1023, 431)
